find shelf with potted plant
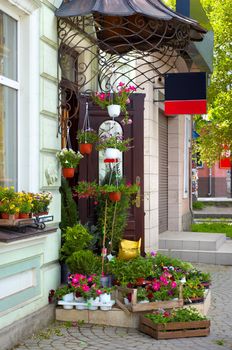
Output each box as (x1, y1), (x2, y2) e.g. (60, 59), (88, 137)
(77, 129), (99, 155)
(139, 307), (210, 339)
(56, 148), (84, 178)
(92, 82), (136, 125)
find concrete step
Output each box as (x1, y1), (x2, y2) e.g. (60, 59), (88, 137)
(159, 240), (232, 265)
(159, 231), (226, 251)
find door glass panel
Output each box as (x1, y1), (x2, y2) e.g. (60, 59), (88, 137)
(98, 120), (123, 184)
(0, 11), (17, 81)
(0, 85), (17, 187)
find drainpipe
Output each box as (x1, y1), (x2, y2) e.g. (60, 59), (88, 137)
(208, 167), (212, 196)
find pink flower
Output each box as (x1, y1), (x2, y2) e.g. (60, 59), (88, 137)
(82, 285), (90, 292)
(96, 289), (102, 295)
(126, 98), (130, 104)
(118, 82), (125, 87)
(152, 281), (161, 291)
(87, 276), (93, 283)
(160, 275), (169, 285)
(171, 281), (177, 289)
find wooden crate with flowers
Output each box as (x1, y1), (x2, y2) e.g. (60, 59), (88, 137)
(139, 307), (210, 339)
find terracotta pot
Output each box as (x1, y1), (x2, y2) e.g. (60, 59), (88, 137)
(19, 213), (30, 219)
(33, 211), (48, 217)
(14, 213), (19, 219)
(109, 191), (121, 202)
(62, 168), (75, 178)
(1, 213), (9, 219)
(79, 143), (93, 155)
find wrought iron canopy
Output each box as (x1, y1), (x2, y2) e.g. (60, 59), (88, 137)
(56, 0), (206, 44)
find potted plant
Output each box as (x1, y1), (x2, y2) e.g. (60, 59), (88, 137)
(101, 184), (122, 202)
(17, 192), (33, 219)
(56, 148), (84, 178)
(31, 191), (53, 216)
(92, 82), (137, 124)
(77, 129), (99, 155)
(74, 181), (99, 199)
(54, 285), (75, 309)
(96, 135), (132, 160)
(0, 198), (20, 219)
(137, 287), (149, 304)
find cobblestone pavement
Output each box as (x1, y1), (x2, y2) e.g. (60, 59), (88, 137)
(14, 264), (232, 350)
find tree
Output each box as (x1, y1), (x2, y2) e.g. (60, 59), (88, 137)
(195, 0), (232, 165)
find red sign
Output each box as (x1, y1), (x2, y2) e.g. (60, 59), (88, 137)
(219, 147), (231, 169)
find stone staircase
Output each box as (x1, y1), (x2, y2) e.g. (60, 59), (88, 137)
(159, 231), (232, 265)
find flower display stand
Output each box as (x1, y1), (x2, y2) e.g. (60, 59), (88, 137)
(0, 214), (53, 231)
(139, 316), (210, 339)
(115, 286), (183, 313)
(56, 290), (211, 328)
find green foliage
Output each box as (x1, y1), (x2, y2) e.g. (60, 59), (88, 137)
(56, 148), (83, 168)
(54, 285), (74, 299)
(77, 129), (99, 144)
(145, 307), (207, 324)
(191, 223), (232, 238)
(192, 201), (205, 210)
(66, 250), (102, 275)
(182, 278), (205, 300)
(60, 224), (93, 262)
(137, 287), (149, 301)
(161, 0), (176, 10)
(96, 135), (132, 152)
(59, 178), (78, 232)
(195, 0), (232, 165)
(152, 253), (193, 272)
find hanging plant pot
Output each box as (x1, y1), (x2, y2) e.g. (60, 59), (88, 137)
(62, 168), (75, 178)
(79, 143), (93, 155)
(107, 104), (121, 118)
(105, 148), (121, 160)
(109, 191), (121, 202)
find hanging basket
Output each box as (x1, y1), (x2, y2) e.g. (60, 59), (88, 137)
(105, 148), (121, 160)
(107, 104), (121, 118)
(62, 168), (75, 178)
(79, 143), (93, 155)
(109, 191), (121, 202)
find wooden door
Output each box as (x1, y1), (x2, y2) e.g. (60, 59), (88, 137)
(78, 94), (145, 247)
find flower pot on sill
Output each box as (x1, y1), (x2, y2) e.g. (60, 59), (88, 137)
(109, 191), (121, 202)
(100, 293), (111, 304)
(105, 148), (121, 160)
(107, 104), (121, 118)
(19, 213), (30, 219)
(62, 168), (75, 178)
(1, 213), (9, 219)
(79, 143), (93, 155)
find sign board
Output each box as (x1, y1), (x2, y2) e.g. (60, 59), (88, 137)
(165, 72), (207, 115)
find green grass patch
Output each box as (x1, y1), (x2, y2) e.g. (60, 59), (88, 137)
(191, 223), (232, 238)
(192, 201), (205, 210)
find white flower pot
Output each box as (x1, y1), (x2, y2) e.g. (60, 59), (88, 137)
(124, 297), (130, 305)
(100, 293), (111, 304)
(138, 300), (149, 304)
(100, 305), (112, 311)
(62, 292), (74, 302)
(87, 297), (99, 311)
(63, 304), (73, 310)
(75, 304), (88, 310)
(107, 104), (121, 118)
(105, 148), (121, 160)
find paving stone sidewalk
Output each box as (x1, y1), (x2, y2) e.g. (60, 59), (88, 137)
(14, 264), (232, 350)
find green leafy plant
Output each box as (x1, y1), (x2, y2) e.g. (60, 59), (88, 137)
(74, 181), (99, 198)
(59, 178), (78, 232)
(77, 129), (99, 144)
(56, 148), (83, 168)
(191, 222), (232, 239)
(31, 192), (53, 214)
(96, 135), (132, 152)
(60, 224), (93, 263)
(192, 201), (205, 210)
(54, 285), (75, 299)
(145, 307), (207, 325)
(66, 250), (102, 275)
(92, 82), (137, 124)
(137, 287), (149, 302)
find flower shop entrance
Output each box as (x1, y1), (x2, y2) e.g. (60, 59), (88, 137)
(76, 94), (145, 249)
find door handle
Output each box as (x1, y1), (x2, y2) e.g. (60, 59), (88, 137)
(135, 176), (141, 208)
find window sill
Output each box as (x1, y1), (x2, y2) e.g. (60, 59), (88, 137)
(0, 225), (58, 243)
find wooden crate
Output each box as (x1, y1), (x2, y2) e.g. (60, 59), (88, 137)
(115, 286), (183, 313)
(139, 315), (210, 339)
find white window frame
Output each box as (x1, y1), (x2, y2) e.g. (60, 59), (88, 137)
(1, 1), (40, 192)
(183, 115), (191, 198)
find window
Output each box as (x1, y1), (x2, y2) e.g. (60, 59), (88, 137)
(0, 10), (18, 188)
